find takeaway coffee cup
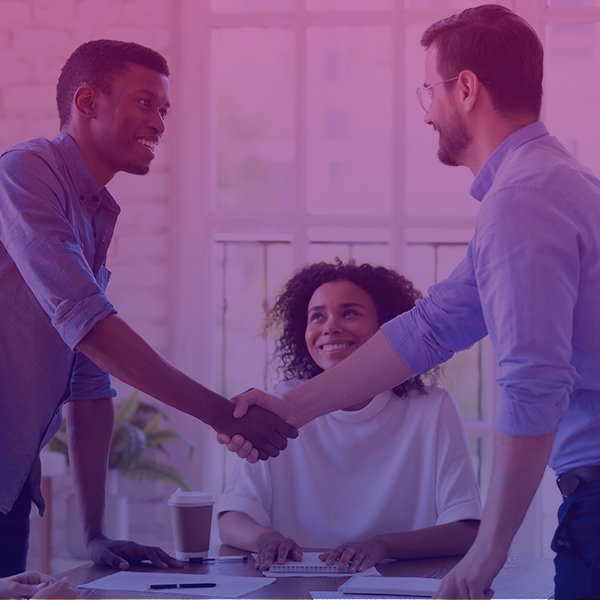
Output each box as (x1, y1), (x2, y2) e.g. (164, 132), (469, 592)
(168, 488), (214, 559)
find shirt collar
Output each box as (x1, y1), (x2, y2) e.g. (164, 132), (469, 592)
(470, 121), (549, 201)
(52, 132), (121, 214)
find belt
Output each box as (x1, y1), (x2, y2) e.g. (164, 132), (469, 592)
(556, 465), (600, 498)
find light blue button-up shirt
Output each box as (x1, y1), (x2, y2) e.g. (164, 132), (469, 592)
(0, 132), (118, 514)
(382, 122), (600, 474)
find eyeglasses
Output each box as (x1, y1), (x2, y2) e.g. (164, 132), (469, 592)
(416, 75), (492, 113)
(416, 76), (459, 113)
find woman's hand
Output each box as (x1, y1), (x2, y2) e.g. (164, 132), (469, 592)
(0, 571), (56, 599)
(255, 530), (303, 571)
(32, 577), (79, 599)
(320, 536), (386, 573)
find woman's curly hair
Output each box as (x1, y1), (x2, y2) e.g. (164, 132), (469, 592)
(265, 259), (425, 398)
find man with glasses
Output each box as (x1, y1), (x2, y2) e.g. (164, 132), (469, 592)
(224, 5), (600, 599)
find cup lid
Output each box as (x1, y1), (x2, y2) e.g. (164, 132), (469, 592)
(168, 488), (214, 506)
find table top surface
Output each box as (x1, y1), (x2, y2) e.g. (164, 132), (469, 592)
(59, 546), (555, 599)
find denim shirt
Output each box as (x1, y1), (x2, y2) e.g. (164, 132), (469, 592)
(0, 132), (118, 514)
(382, 122), (600, 474)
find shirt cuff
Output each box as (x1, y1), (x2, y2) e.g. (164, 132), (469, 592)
(381, 311), (449, 375)
(51, 292), (117, 350)
(494, 390), (569, 436)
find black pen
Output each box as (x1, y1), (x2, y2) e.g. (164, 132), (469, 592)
(189, 555), (248, 564)
(147, 582), (218, 590)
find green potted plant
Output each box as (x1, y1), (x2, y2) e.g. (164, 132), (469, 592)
(49, 390), (195, 558)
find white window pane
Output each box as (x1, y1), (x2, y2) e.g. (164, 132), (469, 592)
(307, 0), (393, 11)
(212, 0), (293, 12)
(266, 244), (294, 301)
(212, 28), (294, 213)
(213, 241), (293, 398)
(444, 344), (483, 421)
(350, 243), (391, 266)
(307, 26), (393, 216)
(402, 232), (482, 421)
(545, 24), (600, 176)
(214, 243), (267, 397)
(547, 0), (600, 6)
(403, 244), (435, 294)
(308, 243), (352, 264)
(406, 0), (497, 8)
(437, 243), (468, 280)
(404, 24), (479, 217)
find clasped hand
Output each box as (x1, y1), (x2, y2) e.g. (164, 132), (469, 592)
(217, 389), (297, 463)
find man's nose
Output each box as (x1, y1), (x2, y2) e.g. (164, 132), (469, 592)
(150, 110), (166, 135)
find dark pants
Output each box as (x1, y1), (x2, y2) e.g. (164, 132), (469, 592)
(0, 483), (31, 576)
(552, 479), (600, 599)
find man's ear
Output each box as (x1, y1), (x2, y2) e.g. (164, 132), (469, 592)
(72, 85), (98, 120)
(456, 70), (481, 113)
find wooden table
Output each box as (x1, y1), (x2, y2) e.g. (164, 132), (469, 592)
(58, 546), (555, 599)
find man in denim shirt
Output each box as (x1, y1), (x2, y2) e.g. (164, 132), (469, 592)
(0, 40), (296, 576)
(226, 6), (600, 599)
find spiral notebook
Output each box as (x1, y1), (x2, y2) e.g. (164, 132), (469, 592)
(261, 552), (380, 578)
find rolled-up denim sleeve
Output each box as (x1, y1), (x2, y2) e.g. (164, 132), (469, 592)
(69, 351), (117, 401)
(0, 149), (116, 349)
(474, 187), (579, 436)
(381, 245), (488, 375)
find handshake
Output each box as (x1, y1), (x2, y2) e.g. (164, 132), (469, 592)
(216, 388), (299, 463)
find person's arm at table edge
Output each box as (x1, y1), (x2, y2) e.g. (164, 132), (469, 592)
(67, 398), (182, 569)
(218, 511), (302, 570)
(321, 519), (479, 573)
(75, 314), (297, 457)
(434, 430), (555, 599)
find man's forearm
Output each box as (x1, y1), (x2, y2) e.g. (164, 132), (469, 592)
(76, 314), (230, 429)
(285, 330), (415, 426)
(67, 398), (114, 544)
(474, 430), (555, 554)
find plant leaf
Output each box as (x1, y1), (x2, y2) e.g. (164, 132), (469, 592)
(124, 459), (191, 491)
(114, 392), (140, 423)
(109, 422), (146, 472)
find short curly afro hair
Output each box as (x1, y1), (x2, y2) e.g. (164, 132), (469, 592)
(265, 259), (425, 398)
(57, 39), (170, 129)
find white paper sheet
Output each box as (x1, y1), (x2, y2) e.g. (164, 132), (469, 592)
(259, 552), (381, 578)
(78, 571), (274, 598)
(312, 557), (555, 600)
(311, 594), (423, 600)
(338, 576), (440, 596)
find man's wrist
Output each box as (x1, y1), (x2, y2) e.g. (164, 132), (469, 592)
(282, 389), (311, 428)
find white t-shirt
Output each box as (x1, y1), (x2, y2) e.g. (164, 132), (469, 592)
(218, 383), (482, 548)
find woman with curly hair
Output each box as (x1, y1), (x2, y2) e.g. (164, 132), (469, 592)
(218, 260), (481, 573)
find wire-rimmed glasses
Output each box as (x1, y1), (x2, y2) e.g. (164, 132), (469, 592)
(416, 76), (459, 113)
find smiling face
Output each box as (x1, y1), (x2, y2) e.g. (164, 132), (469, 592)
(305, 280), (380, 372)
(87, 64), (170, 185)
(423, 44), (472, 167)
